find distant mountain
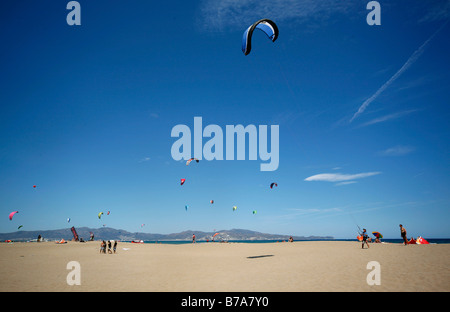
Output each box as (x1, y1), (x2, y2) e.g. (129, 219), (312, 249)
(0, 227), (333, 242)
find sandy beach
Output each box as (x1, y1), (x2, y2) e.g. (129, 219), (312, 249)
(0, 241), (449, 292)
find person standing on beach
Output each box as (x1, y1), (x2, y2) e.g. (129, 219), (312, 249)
(400, 224), (408, 245)
(100, 240), (106, 254)
(361, 229), (370, 249)
(192, 234), (196, 244)
(113, 240), (117, 253)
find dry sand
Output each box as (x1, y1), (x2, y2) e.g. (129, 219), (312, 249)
(0, 240), (449, 292)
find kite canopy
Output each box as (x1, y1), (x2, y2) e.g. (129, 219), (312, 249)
(270, 182), (278, 189)
(185, 205), (189, 211)
(253, 210), (257, 214)
(71, 226), (79, 241)
(98, 212), (103, 219)
(242, 18), (279, 55)
(9, 211), (18, 221)
(186, 158), (199, 165)
(67, 218), (71, 223)
(416, 236), (429, 244)
(181, 178), (186, 185)
(33, 185), (36, 188)
(232, 206), (237, 211)
(210, 200), (214, 204)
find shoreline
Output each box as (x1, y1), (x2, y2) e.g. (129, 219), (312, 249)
(4, 237), (449, 244)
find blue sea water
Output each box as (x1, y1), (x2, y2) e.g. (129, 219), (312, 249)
(125, 238), (450, 245)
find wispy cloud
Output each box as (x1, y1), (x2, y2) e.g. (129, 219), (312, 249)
(379, 145), (415, 156)
(350, 22), (448, 123)
(199, 0), (357, 31)
(150, 113), (159, 119)
(273, 207), (343, 220)
(138, 157), (151, 163)
(305, 172), (381, 183)
(419, 0), (450, 23)
(288, 207), (342, 214)
(274, 200), (428, 223)
(335, 181), (357, 186)
(358, 109), (418, 127)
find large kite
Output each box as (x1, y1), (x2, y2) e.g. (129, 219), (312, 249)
(9, 211), (18, 221)
(242, 19), (279, 55)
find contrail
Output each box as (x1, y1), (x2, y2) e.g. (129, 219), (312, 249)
(350, 22), (448, 123)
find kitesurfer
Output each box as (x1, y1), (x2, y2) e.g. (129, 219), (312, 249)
(361, 229), (370, 249)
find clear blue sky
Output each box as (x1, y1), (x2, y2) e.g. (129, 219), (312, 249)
(1, 0), (449, 239)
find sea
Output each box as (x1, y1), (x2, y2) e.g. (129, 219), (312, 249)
(124, 238), (450, 245)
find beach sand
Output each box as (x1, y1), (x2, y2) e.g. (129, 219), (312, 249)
(0, 241), (448, 292)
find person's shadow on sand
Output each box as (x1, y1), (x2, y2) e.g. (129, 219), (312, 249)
(246, 255), (274, 259)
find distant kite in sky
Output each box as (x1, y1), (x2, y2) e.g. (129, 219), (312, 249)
(242, 19), (279, 55)
(9, 211), (18, 221)
(98, 212), (103, 219)
(270, 182), (278, 189)
(186, 158), (199, 166)
(181, 178), (186, 185)
(210, 200), (214, 204)
(33, 185), (36, 188)
(233, 206), (237, 211)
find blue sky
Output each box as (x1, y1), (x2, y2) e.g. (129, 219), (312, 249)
(1, 0), (449, 239)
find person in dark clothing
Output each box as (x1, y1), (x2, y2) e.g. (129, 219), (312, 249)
(400, 224), (408, 245)
(361, 229), (370, 249)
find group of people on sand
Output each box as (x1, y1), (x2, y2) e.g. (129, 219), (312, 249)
(100, 240), (117, 254)
(360, 224), (410, 249)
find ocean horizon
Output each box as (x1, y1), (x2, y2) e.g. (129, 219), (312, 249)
(122, 238), (450, 245)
